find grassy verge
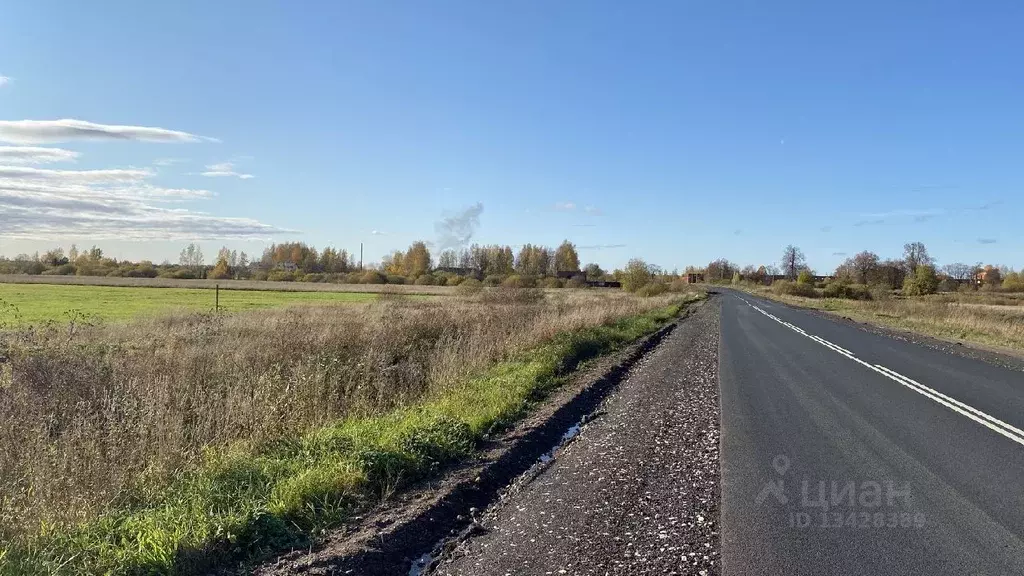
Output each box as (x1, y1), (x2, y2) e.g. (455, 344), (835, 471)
(732, 284), (1024, 352)
(0, 295), (697, 575)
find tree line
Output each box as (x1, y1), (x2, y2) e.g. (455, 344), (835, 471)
(0, 239), (685, 294)
(693, 241), (1024, 297)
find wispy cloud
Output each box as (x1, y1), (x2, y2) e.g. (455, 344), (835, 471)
(572, 223), (597, 228)
(978, 238), (997, 244)
(0, 162), (289, 240)
(577, 244), (626, 250)
(0, 119), (212, 144)
(0, 146), (79, 164)
(583, 205), (602, 215)
(0, 165), (151, 182)
(370, 230), (387, 236)
(554, 201), (576, 211)
(200, 161), (254, 179)
(0, 76), (9, 88)
(153, 157), (186, 167)
(832, 252), (848, 257)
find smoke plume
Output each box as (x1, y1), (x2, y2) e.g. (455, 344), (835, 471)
(435, 202), (483, 251)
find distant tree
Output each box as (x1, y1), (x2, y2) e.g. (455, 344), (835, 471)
(1003, 271), (1024, 292)
(876, 259), (907, 289)
(781, 245), (807, 280)
(942, 262), (977, 283)
(382, 251), (405, 275)
(42, 247), (67, 267)
(584, 263), (605, 280)
(797, 269), (814, 284)
(706, 258), (737, 282)
(903, 242), (933, 274)
(179, 243), (204, 274)
(403, 241), (432, 277)
(620, 258), (654, 292)
(849, 251), (880, 284)
(437, 249), (458, 269)
(903, 264), (939, 296)
(67, 244), (79, 262)
(216, 247), (232, 266)
(553, 240), (581, 273)
(209, 255), (232, 280)
(516, 244), (554, 276)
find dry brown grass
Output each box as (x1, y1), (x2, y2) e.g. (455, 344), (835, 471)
(742, 285), (1024, 351)
(0, 288), (676, 545)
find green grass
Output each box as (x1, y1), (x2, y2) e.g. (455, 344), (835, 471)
(0, 297), (694, 575)
(0, 284), (383, 325)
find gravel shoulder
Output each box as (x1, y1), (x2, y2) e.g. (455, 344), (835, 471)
(433, 298), (722, 575)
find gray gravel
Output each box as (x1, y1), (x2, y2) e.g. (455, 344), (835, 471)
(433, 299), (722, 576)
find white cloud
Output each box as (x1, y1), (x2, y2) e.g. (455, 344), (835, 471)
(554, 201), (576, 211)
(0, 119), (211, 144)
(0, 76), (9, 87)
(200, 161), (254, 179)
(583, 205), (602, 215)
(152, 157), (186, 167)
(0, 163), (289, 240)
(0, 146), (79, 164)
(371, 230), (386, 235)
(0, 165), (151, 183)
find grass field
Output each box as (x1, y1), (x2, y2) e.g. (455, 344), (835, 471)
(0, 273), (456, 295)
(0, 289), (700, 574)
(0, 283), (384, 325)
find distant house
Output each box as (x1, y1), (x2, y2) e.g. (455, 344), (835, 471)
(588, 280), (622, 288)
(685, 273), (705, 284)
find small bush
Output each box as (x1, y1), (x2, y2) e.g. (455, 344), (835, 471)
(773, 280), (818, 298)
(539, 277), (563, 289)
(501, 275), (535, 288)
(454, 278), (483, 296)
(797, 270), (814, 285)
(300, 273), (325, 283)
(386, 275), (406, 285)
(414, 275), (437, 286)
(636, 282), (668, 297)
(360, 271), (386, 284)
(822, 282), (872, 300)
(482, 275), (503, 287)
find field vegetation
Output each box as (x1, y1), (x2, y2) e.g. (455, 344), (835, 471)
(0, 287), (701, 574)
(0, 283), (391, 325)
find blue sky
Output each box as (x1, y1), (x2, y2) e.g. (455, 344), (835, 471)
(0, 0), (1020, 272)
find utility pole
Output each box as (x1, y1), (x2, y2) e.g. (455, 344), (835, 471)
(359, 242), (363, 270)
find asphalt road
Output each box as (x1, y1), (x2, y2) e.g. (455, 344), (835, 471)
(719, 289), (1024, 575)
(432, 292), (1024, 575)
